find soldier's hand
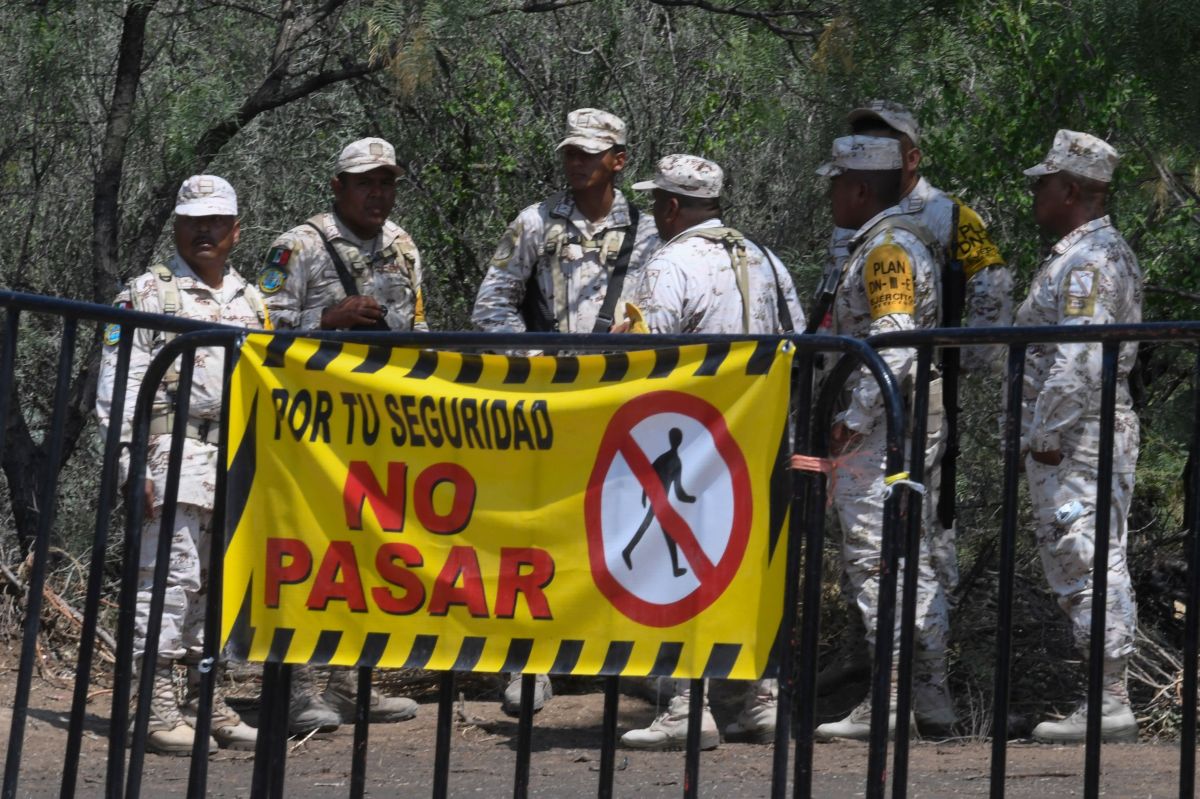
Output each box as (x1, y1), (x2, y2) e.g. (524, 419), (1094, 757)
(143, 479), (157, 521)
(321, 296), (384, 329)
(609, 320), (632, 334)
(1030, 448), (1063, 466)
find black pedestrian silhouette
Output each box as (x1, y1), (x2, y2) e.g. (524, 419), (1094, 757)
(621, 427), (697, 577)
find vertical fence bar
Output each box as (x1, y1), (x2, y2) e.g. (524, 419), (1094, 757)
(683, 677), (703, 799)
(126, 352), (196, 799)
(1180, 349), (1200, 799)
(186, 344), (237, 799)
(1, 317), (75, 799)
(989, 343), (1025, 799)
(433, 671), (455, 799)
(350, 667), (372, 799)
(251, 662), (284, 797)
(598, 675), (620, 799)
(61, 329), (132, 798)
(771, 347), (813, 799)
(513, 673), (535, 799)
(892, 346), (934, 798)
(268, 664), (292, 799)
(1083, 343), (1120, 799)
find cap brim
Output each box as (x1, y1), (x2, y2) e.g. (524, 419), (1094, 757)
(175, 200), (237, 216)
(815, 162), (843, 178)
(1022, 163), (1056, 178)
(556, 136), (612, 154)
(630, 179), (660, 192)
(339, 162), (403, 176)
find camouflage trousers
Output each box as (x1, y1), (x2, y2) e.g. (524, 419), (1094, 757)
(831, 414), (951, 661)
(134, 503), (212, 660)
(1025, 457), (1137, 663)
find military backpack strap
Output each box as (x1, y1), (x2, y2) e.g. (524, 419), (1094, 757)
(745, 237), (795, 334)
(130, 264), (183, 424)
(591, 205), (641, 334)
(304, 221), (389, 331)
(674, 226), (752, 334)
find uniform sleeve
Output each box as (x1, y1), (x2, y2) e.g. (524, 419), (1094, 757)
(260, 230), (315, 330)
(951, 200), (1012, 371)
(1027, 260), (1120, 453)
(409, 245), (429, 332)
(95, 287), (161, 486)
(839, 241), (917, 434)
(471, 210), (542, 333)
(632, 254), (686, 335)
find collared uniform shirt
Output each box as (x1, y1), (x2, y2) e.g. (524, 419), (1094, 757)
(631, 218), (804, 335)
(472, 189), (659, 333)
(96, 254), (267, 510)
(1016, 215), (1142, 471)
(261, 211), (427, 331)
(834, 206), (942, 433)
(828, 177), (1012, 367)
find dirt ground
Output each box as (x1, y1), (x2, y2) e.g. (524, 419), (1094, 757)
(0, 654), (1191, 799)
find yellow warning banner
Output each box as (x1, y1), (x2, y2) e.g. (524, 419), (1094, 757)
(221, 336), (793, 680)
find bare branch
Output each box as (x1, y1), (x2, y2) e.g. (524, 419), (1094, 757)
(645, 0), (827, 39)
(1146, 285), (1200, 304)
(471, 0), (596, 20)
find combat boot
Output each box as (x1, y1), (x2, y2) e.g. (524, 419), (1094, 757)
(816, 614), (871, 695)
(815, 674), (916, 742)
(501, 673), (553, 717)
(289, 665), (341, 735)
(141, 658), (215, 756)
(1032, 676), (1137, 744)
(621, 694), (720, 751)
(324, 667), (417, 724)
(183, 664), (257, 750)
(912, 657), (957, 737)
(724, 679), (777, 743)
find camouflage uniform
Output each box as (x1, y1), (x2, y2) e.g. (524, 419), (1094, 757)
(829, 206), (950, 668)
(96, 254), (267, 659)
(1017, 214), (1141, 666)
(261, 212), (426, 331)
(471, 189), (658, 335)
(632, 218), (803, 335)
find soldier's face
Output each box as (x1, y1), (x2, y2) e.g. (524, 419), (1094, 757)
(174, 214), (239, 275)
(1031, 173), (1069, 233)
(333, 167), (398, 238)
(828, 174), (860, 229)
(561, 145), (625, 194)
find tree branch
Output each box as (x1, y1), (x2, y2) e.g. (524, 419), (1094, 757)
(644, 0), (827, 38)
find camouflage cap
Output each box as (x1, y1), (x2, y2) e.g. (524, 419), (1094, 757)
(1023, 129), (1119, 183)
(631, 154), (724, 198)
(556, 108), (627, 154)
(816, 136), (903, 177)
(847, 99), (921, 146)
(175, 175), (237, 216)
(335, 137), (403, 177)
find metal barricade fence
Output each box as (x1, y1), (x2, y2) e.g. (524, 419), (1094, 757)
(3, 285), (1198, 799)
(0, 290), (908, 799)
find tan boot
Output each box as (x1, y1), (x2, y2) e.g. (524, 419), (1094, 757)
(724, 679), (777, 743)
(501, 673), (553, 717)
(289, 665), (341, 735)
(324, 668), (417, 724)
(1032, 663), (1138, 744)
(140, 658), (215, 756)
(621, 694), (720, 751)
(815, 672), (916, 742)
(184, 663), (258, 750)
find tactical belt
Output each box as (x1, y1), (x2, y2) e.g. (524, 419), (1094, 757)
(149, 414), (221, 445)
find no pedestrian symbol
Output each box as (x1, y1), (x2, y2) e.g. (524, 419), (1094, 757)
(585, 390), (752, 627)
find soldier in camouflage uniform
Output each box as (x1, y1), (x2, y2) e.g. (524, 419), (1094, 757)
(262, 137), (422, 734)
(807, 137), (953, 741)
(816, 101), (1012, 723)
(472, 108), (659, 714)
(618, 155), (804, 750)
(96, 175), (262, 755)
(261, 137), (427, 333)
(1018, 130), (1141, 743)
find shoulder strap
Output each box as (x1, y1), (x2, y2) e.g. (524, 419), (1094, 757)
(675, 226), (752, 333)
(745, 238), (795, 334)
(304, 221), (389, 331)
(591, 205), (641, 333)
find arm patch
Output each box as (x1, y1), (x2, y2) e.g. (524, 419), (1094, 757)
(864, 243), (915, 319)
(1063, 267), (1098, 317)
